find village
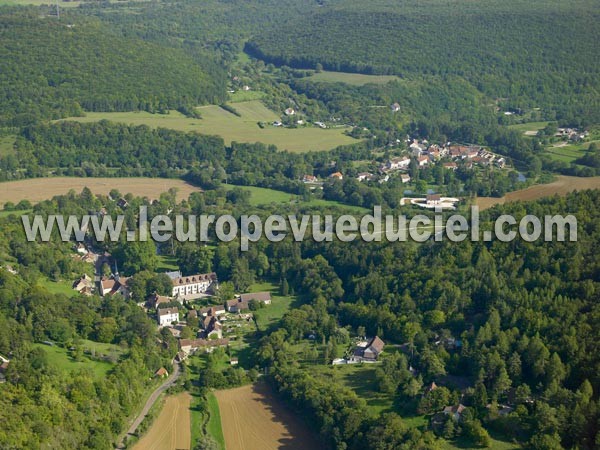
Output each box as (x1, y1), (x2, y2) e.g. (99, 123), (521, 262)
(302, 138), (507, 188)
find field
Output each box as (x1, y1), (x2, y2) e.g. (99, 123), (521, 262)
(229, 90), (266, 103)
(65, 100), (358, 152)
(223, 185), (295, 206)
(32, 343), (115, 378)
(132, 392), (192, 450)
(37, 277), (77, 297)
(207, 392), (226, 450)
(308, 70), (400, 86)
(507, 121), (550, 135)
(476, 175), (600, 210)
(248, 281), (298, 331)
(214, 382), (321, 450)
(543, 140), (599, 163)
(223, 184), (368, 212)
(0, 177), (201, 206)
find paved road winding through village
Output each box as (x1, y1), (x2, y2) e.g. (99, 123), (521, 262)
(115, 361), (181, 449)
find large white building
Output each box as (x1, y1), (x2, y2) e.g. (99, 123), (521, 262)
(171, 273), (217, 297)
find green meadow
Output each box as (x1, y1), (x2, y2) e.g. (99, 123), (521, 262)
(64, 100), (358, 152)
(308, 70), (400, 86)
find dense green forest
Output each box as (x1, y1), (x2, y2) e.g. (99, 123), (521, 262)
(247, 0), (600, 125)
(253, 190), (600, 449)
(0, 12), (227, 126)
(0, 194), (180, 448)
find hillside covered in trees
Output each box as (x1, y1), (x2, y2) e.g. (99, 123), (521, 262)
(246, 0), (600, 125)
(0, 11), (227, 126)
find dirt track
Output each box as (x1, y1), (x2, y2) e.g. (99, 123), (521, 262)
(131, 392), (192, 450)
(214, 382), (322, 450)
(0, 177), (200, 205)
(476, 175), (600, 210)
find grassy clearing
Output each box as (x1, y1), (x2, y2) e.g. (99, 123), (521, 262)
(223, 185), (295, 205)
(543, 140), (599, 163)
(312, 363), (397, 416)
(64, 100), (358, 152)
(222, 184), (368, 212)
(248, 281), (298, 331)
(32, 343), (115, 378)
(37, 277), (77, 297)
(309, 70), (400, 86)
(206, 392), (226, 450)
(156, 254), (179, 272)
(229, 90), (265, 102)
(441, 432), (521, 450)
(0, 135), (15, 156)
(507, 121), (550, 134)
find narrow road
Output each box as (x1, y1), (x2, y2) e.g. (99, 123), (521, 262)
(115, 361), (181, 449)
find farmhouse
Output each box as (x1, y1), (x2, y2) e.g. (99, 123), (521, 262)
(417, 156), (429, 167)
(426, 194), (442, 206)
(284, 108), (296, 116)
(226, 291), (272, 313)
(329, 172), (343, 180)
(442, 404), (466, 421)
(155, 367), (169, 378)
(147, 292), (172, 309)
(400, 174), (411, 184)
(443, 162), (458, 171)
(384, 156), (410, 171)
(171, 272), (217, 297)
(199, 305), (226, 317)
(391, 102), (401, 112)
(158, 307), (179, 326)
(351, 336), (385, 362)
(99, 276), (130, 298)
(302, 174), (318, 183)
(72, 274), (94, 295)
(357, 172), (375, 182)
(202, 316), (223, 339)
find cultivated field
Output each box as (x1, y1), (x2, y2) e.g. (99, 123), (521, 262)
(476, 175), (600, 210)
(132, 392), (192, 450)
(214, 382), (321, 450)
(0, 177), (201, 206)
(64, 100), (358, 152)
(308, 70), (400, 86)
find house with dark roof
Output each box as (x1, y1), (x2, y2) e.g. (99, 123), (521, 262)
(351, 336), (385, 362)
(226, 292), (272, 312)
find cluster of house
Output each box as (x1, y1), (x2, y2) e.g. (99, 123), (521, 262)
(300, 141), (506, 188)
(555, 127), (588, 141)
(153, 290), (272, 360)
(378, 141), (506, 177)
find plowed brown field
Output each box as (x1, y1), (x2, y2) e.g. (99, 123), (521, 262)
(132, 392), (192, 450)
(476, 176), (600, 210)
(214, 383), (323, 450)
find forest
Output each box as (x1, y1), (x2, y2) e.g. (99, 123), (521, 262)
(246, 0), (600, 126)
(253, 190), (600, 450)
(0, 11), (227, 126)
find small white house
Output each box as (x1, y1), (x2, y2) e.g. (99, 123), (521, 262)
(158, 307), (179, 326)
